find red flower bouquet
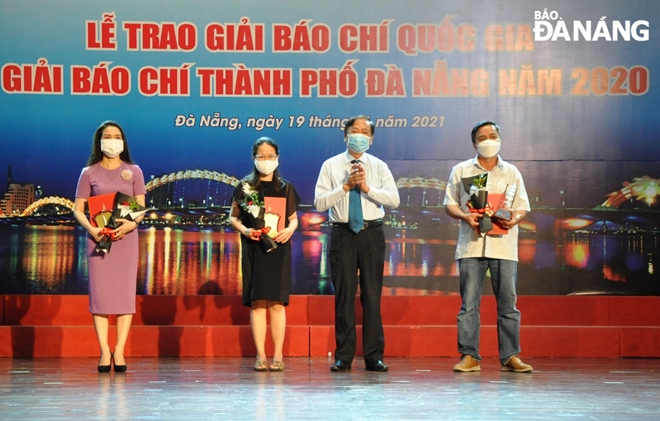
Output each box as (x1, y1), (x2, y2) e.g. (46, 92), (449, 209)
(240, 182), (278, 253)
(88, 192), (148, 254)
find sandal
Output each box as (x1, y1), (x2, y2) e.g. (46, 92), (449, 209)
(254, 359), (268, 371)
(269, 361), (285, 371)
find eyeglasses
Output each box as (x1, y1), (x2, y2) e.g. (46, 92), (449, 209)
(254, 154), (278, 161)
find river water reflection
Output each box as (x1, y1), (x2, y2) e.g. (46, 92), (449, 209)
(0, 225), (657, 296)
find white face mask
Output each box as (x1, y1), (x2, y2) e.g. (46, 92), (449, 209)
(254, 159), (279, 176)
(100, 138), (124, 158)
(476, 139), (500, 159)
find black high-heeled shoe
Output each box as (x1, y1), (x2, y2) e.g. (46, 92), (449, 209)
(98, 353), (111, 373)
(113, 353), (127, 373)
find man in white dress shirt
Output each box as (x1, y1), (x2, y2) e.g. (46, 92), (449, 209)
(314, 115), (400, 372)
(444, 120), (533, 373)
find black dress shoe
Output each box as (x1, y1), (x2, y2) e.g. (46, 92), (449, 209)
(114, 363), (127, 373)
(330, 360), (352, 372)
(113, 353), (127, 373)
(365, 360), (389, 372)
(98, 353), (111, 373)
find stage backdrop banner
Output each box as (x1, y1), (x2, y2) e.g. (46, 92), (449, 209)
(0, 0), (658, 296)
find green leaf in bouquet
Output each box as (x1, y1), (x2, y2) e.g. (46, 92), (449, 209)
(128, 197), (141, 212)
(472, 173), (488, 189)
(241, 182), (264, 209)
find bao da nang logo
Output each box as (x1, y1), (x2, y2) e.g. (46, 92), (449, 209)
(533, 9), (649, 41)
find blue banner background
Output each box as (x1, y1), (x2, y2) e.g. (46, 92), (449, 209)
(1, 0), (658, 295)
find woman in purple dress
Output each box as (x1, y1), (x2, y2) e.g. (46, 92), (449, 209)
(73, 121), (146, 373)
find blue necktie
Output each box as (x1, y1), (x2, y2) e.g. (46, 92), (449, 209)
(348, 160), (364, 233)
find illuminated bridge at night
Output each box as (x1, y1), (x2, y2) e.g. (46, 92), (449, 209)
(3, 170), (655, 225)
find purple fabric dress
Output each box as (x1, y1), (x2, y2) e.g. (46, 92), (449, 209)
(75, 162), (147, 314)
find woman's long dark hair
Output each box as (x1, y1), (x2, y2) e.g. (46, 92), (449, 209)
(86, 120), (135, 166)
(242, 137), (285, 191)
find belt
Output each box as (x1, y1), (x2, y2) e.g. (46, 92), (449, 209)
(332, 219), (383, 230)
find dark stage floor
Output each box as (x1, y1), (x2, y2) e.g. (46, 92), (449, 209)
(1, 357), (659, 420)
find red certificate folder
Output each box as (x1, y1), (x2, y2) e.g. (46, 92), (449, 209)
(264, 196), (287, 236)
(87, 193), (116, 228)
(488, 193), (509, 235)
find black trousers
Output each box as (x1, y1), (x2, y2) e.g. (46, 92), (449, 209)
(329, 224), (386, 363)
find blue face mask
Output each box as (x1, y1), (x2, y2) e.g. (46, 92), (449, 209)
(346, 133), (370, 153)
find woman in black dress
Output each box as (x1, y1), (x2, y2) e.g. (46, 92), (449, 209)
(230, 137), (301, 371)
